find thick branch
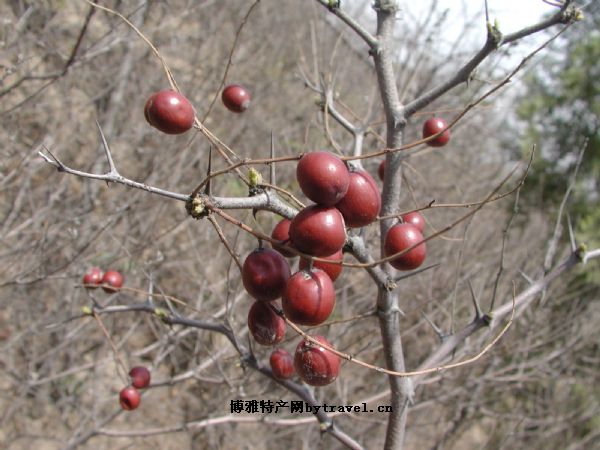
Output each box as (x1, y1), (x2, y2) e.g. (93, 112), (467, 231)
(404, 7), (577, 116)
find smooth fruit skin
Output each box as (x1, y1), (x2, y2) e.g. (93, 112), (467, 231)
(270, 348), (295, 380)
(296, 151), (350, 206)
(222, 84), (251, 113)
(129, 366), (151, 389)
(422, 117), (450, 147)
(384, 223), (427, 271)
(378, 160), (385, 182)
(283, 269), (335, 326)
(335, 170), (381, 228)
(83, 267), (103, 289)
(119, 386), (141, 410)
(144, 90), (195, 134)
(247, 301), (286, 346)
(242, 248), (291, 302)
(294, 335), (340, 386)
(101, 270), (124, 293)
(401, 211), (425, 233)
(289, 205), (346, 257)
(299, 249), (343, 282)
(271, 218), (296, 257)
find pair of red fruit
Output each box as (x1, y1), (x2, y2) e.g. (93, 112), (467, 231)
(119, 366), (151, 411)
(376, 116), (451, 269)
(144, 85), (251, 134)
(82, 267), (124, 293)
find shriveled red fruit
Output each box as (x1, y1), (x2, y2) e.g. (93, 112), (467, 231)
(336, 170), (381, 228)
(129, 366), (151, 389)
(242, 248), (291, 302)
(378, 160), (386, 181)
(384, 223), (427, 271)
(422, 117), (450, 147)
(283, 269), (335, 326)
(289, 205), (346, 257)
(144, 90), (195, 134)
(119, 386), (141, 410)
(222, 84), (251, 113)
(270, 218), (295, 258)
(83, 267), (103, 289)
(299, 249), (343, 282)
(101, 270), (124, 293)
(270, 348), (295, 380)
(247, 301), (286, 346)
(296, 151), (350, 206)
(401, 211), (425, 233)
(294, 335), (340, 386)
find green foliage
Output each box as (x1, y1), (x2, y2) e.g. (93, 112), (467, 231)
(515, 3), (600, 255)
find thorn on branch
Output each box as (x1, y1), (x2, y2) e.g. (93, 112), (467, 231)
(422, 313), (445, 342)
(517, 270), (535, 285)
(468, 280), (483, 320)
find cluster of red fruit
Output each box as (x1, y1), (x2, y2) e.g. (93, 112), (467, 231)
(119, 366), (151, 411)
(241, 133), (446, 386)
(143, 84), (251, 134)
(82, 267), (124, 293)
(138, 86), (446, 386)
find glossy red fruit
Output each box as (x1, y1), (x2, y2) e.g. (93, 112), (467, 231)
(336, 170), (381, 228)
(378, 160), (386, 182)
(83, 267), (103, 289)
(271, 218), (295, 258)
(144, 90), (195, 134)
(422, 117), (450, 147)
(299, 249), (343, 282)
(401, 211), (425, 233)
(247, 301), (286, 346)
(222, 84), (251, 113)
(283, 269), (335, 326)
(296, 151), (350, 206)
(294, 335), (340, 386)
(129, 366), (151, 389)
(289, 205), (346, 257)
(242, 248), (291, 302)
(119, 386), (141, 411)
(270, 348), (295, 380)
(101, 270), (124, 293)
(384, 223), (427, 271)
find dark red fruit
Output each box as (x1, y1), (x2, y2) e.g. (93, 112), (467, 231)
(129, 366), (151, 389)
(119, 386), (141, 411)
(101, 270), (124, 293)
(83, 267), (103, 289)
(144, 90), (195, 134)
(270, 348), (295, 380)
(384, 223), (427, 271)
(294, 335), (340, 386)
(378, 160), (386, 181)
(289, 205), (346, 257)
(247, 301), (286, 346)
(401, 211), (425, 233)
(422, 117), (450, 147)
(242, 248), (291, 302)
(296, 151), (350, 206)
(299, 249), (343, 282)
(271, 218), (295, 258)
(336, 170), (381, 228)
(283, 269), (335, 326)
(222, 84), (251, 113)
